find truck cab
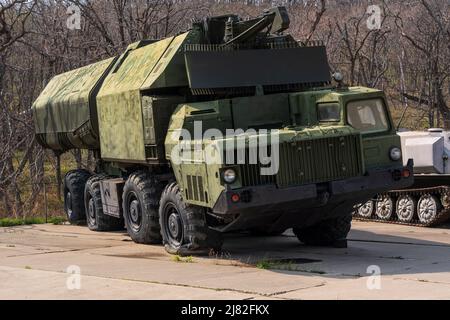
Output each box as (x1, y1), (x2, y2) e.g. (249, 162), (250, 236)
(164, 87), (412, 237)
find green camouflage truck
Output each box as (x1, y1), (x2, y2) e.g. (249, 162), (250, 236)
(33, 7), (413, 255)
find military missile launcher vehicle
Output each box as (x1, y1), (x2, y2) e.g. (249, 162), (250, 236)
(33, 7), (413, 255)
(355, 128), (450, 227)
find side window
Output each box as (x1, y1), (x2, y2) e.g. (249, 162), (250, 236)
(317, 103), (341, 122)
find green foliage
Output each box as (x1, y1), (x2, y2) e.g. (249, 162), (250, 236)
(0, 217), (67, 227)
(256, 260), (274, 270)
(48, 217), (68, 225)
(256, 259), (292, 270)
(255, 259), (320, 272)
(172, 255), (195, 263)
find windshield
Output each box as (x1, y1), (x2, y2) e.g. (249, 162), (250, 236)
(347, 99), (389, 133)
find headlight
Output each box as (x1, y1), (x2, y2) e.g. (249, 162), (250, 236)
(223, 169), (237, 184)
(390, 147), (402, 161)
(332, 72), (344, 82)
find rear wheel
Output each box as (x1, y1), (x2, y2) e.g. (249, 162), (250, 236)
(293, 214), (352, 246)
(64, 170), (91, 223)
(159, 183), (223, 256)
(85, 175), (124, 232)
(122, 172), (164, 244)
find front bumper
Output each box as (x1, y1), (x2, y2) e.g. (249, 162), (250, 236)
(213, 160), (414, 216)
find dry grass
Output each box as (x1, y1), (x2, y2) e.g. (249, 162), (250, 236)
(0, 152), (81, 218)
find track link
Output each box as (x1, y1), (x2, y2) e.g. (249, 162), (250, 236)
(354, 186), (450, 227)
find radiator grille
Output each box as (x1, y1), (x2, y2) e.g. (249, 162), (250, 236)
(239, 134), (363, 188)
(186, 175), (206, 202)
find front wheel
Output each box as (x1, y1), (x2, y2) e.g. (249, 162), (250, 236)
(159, 183), (223, 256)
(293, 214), (352, 246)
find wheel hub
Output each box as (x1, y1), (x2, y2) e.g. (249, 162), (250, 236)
(129, 199), (141, 226)
(168, 213), (182, 240)
(164, 203), (183, 246)
(88, 198), (95, 219)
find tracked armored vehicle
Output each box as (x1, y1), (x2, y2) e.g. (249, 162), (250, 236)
(33, 7), (413, 255)
(355, 129), (450, 227)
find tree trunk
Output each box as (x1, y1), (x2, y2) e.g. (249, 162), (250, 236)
(55, 153), (62, 201)
(73, 149), (82, 169)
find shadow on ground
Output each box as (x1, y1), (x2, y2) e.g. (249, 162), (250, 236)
(208, 226), (450, 279)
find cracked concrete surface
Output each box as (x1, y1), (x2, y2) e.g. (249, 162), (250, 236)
(1, 221), (450, 300)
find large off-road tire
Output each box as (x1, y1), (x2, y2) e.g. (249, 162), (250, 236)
(85, 175), (124, 232)
(64, 169), (91, 223)
(159, 183), (223, 256)
(293, 214), (352, 246)
(122, 172), (164, 244)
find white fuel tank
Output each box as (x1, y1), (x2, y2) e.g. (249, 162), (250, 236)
(398, 129), (450, 174)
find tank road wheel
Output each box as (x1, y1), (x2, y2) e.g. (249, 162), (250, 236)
(293, 214), (352, 247)
(357, 200), (374, 218)
(417, 195), (441, 225)
(64, 170), (91, 223)
(159, 183), (223, 256)
(376, 195), (394, 220)
(122, 172), (164, 244)
(396, 195), (416, 223)
(85, 175), (124, 232)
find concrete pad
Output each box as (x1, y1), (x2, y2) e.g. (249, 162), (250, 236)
(276, 275), (450, 300)
(0, 224), (129, 251)
(0, 250), (324, 296)
(1, 221), (450, 299)
(0, 266), (254, 300)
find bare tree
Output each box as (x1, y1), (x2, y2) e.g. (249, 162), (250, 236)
(395, 0), (450, 127)
(1, 0), (449, 217)
(0, 0), (36, 217)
